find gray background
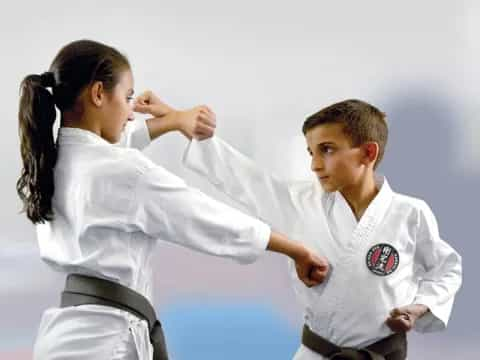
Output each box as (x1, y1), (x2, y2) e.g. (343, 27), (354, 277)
(1, 1), (478, 358)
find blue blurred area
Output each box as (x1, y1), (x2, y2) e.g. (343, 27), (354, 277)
(159, 300), (299, 360)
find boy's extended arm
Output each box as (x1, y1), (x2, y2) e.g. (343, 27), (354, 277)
(410, 201), (462, 332)
(182, 136), (297, 233)
(129, 92), (298, 232)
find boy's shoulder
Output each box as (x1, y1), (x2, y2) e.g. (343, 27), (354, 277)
(393, 191), (426, 208)
(391, 190), (435, 221)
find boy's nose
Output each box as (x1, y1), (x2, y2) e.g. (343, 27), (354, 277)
(127, 110), (135, 121)
(311, 156), (324, 172)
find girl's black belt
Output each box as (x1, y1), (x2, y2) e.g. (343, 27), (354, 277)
(60, 273), (168, 360)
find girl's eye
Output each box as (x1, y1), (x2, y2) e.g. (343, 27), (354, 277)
(127, 96), (134, 102)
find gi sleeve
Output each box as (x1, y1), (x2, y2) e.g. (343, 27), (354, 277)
(115, 119), (152, 150)
(130, 164), (271, 264)
(182, 136), (296, 233)
(413, 200), (462, 332)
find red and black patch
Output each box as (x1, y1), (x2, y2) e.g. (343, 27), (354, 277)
(366, 243), (399, 276)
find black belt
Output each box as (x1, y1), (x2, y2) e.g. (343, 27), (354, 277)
(60, 274), (168, 360)
(302, 325), (407, 360)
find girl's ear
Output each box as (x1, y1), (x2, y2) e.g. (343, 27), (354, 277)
(89, 81), (104, 107)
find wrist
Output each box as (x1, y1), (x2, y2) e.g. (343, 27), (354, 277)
(411, 304), (429, 319)
(267, 231), (301, 260)
(168, 110), (182, 132)
(175, 111), (194, 140)
(145, 111), (181, 140)
(289, 242), (308, 262)
(157, 111), (182, 132)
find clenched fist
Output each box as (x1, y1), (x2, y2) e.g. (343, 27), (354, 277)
(134, 90), (173, 117)
(175, 105), (216, 140)
(385, 304), (429, 333)
(294, 249), (330, 287)
(134, 90), (216, 140)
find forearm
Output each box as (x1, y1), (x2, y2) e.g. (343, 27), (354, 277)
(266, 230), (306, 261)
(266, 230), (329, 287)
(145, 114), (181, 141)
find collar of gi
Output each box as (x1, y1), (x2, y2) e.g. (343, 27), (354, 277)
(57, 126), (112, 146)
(320, 174), (394, 224)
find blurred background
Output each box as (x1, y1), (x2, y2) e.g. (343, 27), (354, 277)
(1, 0), (478, 358)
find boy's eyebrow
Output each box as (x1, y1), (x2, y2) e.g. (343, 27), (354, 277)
(128, 89), (134, 95)
(317, 142), (336, 146)
(306, 142), (337, 152)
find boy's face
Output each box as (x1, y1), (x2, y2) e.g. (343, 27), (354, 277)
(305, 123), (366, 193)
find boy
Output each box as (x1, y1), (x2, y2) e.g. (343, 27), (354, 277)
(137, 96), (462, 359)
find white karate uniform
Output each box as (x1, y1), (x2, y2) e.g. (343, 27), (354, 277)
(33, 121), (270, 360)
(182, 136), (463, 360)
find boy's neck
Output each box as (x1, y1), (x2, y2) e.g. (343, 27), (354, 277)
(340, 173), (379, 221)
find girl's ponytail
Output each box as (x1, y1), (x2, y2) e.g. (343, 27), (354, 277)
(17, 72), (57, 224)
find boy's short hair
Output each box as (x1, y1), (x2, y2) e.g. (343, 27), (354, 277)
(302, 99), (388, 169)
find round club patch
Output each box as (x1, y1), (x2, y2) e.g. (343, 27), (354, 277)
(366, 243), (399, 276)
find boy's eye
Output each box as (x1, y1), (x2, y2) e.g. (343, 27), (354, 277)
(320, 145), (334, 154)
(127, 96), (134, 102)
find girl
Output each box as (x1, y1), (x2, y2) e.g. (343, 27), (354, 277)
(17, 39), (329, 360)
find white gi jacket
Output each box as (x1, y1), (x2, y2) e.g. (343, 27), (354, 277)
(33, 122), (270, 360)
(182, 136), (463, 360)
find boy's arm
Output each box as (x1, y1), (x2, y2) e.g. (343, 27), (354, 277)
(183, 136), (298, 233)
(410, 200), (462, 332)
(116, 91), (182, 150)
(115, 119), (152, 150)
(129, 91), (298, 232)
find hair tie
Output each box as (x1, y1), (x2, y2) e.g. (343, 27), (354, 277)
(40, 71), (55, 88)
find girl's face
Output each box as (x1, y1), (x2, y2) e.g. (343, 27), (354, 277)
(101, 69), (135, 143)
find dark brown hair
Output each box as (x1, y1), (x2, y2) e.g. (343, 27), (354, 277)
(17, 39), (130, 224)
(302, 99), (388, 169)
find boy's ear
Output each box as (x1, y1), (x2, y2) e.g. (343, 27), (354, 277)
(361, 142), (379, 166)
(89, 81), (105, 107)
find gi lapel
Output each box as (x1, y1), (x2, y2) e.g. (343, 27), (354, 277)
(351, 176), (394, 249)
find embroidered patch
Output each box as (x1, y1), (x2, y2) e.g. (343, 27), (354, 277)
(366, 243), (399, 276)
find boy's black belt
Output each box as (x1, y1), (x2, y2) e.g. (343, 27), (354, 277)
(60, 273), (168, 360)
(302, 324), (407, 360)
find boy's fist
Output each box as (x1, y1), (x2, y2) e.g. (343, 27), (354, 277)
(385, 304), (429, 333)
